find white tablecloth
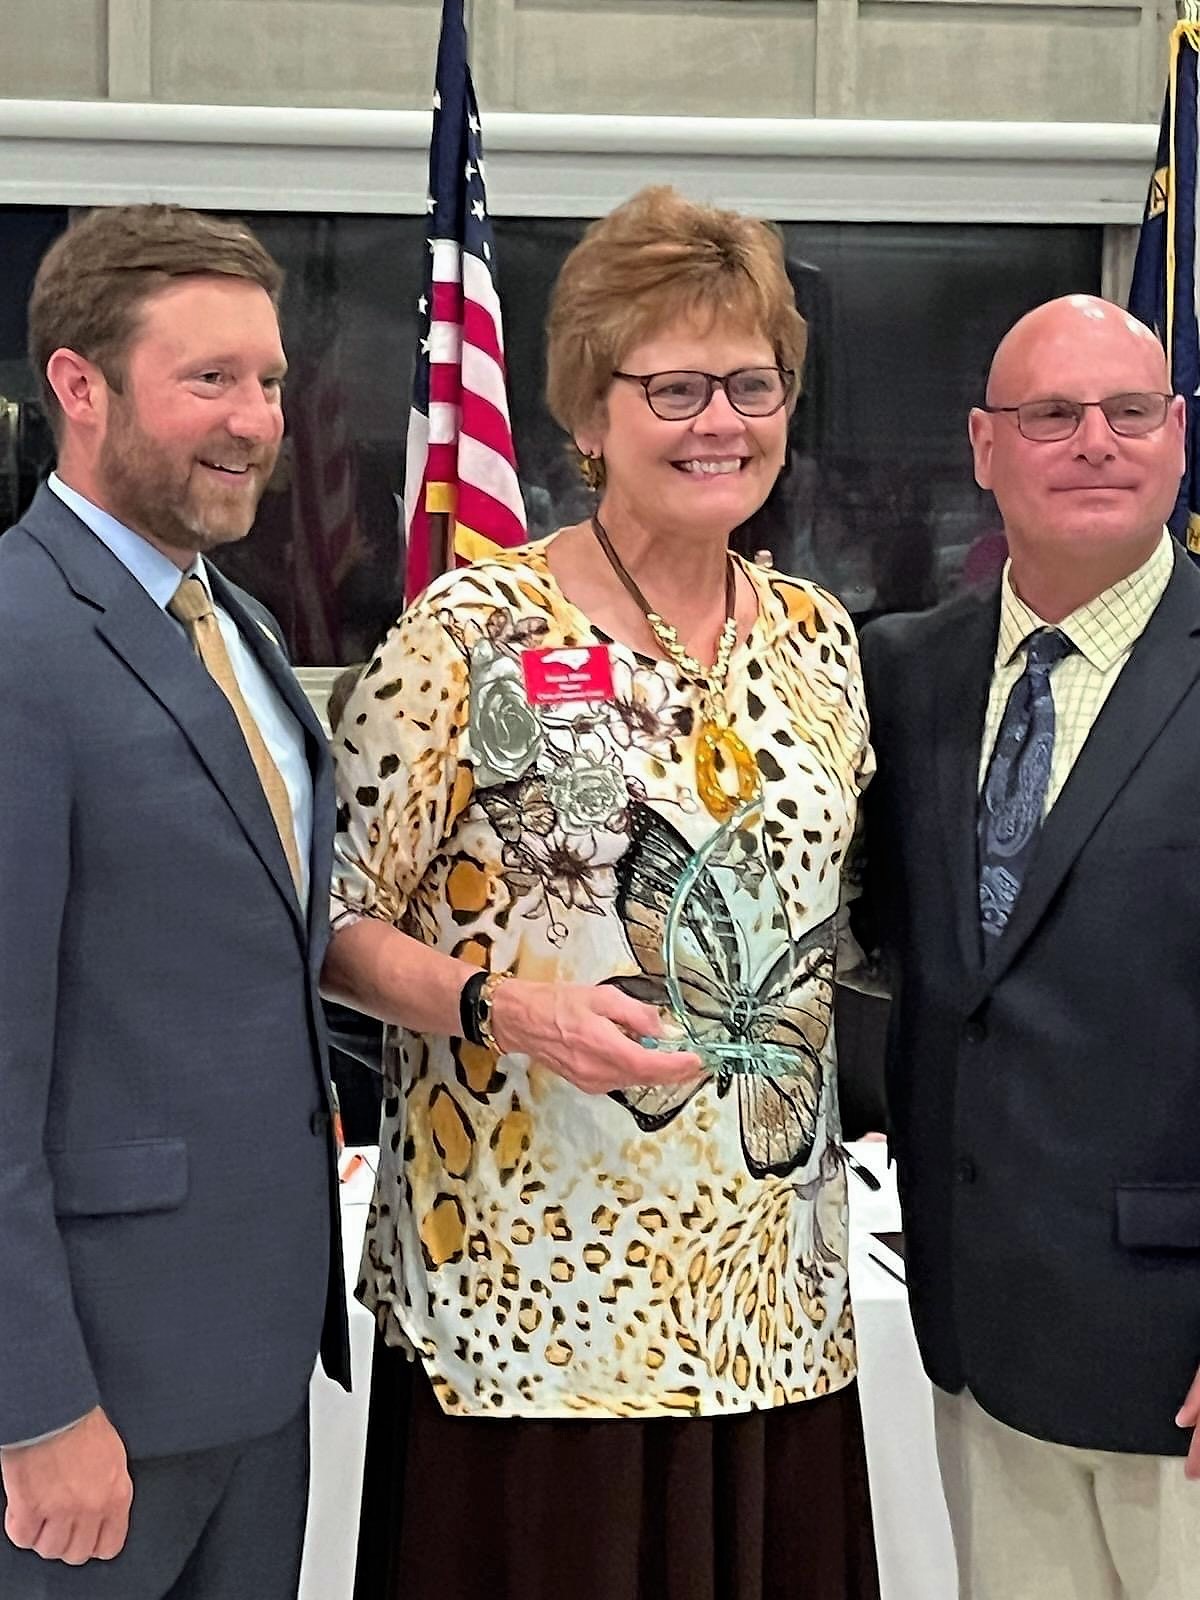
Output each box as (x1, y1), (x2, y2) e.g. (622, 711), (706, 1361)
(301, 1141), (958, 1600)
(845, 1138), (958, 1600)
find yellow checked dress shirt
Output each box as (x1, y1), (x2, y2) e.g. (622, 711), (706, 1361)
(978, 531), (1176, 811)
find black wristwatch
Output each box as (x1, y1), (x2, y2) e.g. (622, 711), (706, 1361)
(459, 970), (487, 1046)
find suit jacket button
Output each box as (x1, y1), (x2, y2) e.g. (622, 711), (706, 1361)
(310, 1109), (331, 1137)
(956, 1157), (977, 1185)
(964, 1019), (987, 1045)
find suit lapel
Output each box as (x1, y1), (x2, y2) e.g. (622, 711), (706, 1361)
(974, 553), (1200, 999)
(23, 489), (307, 935)
(932, 592), (999, 981)
(207, 566), (335, 966)
(98, 592), (307, 932)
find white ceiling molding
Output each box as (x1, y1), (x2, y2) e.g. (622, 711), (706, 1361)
(0, 101), (1159, 224)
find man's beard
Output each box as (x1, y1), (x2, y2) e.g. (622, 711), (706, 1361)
(99, 403), (276, 557)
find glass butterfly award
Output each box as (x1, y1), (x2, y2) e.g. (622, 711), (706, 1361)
(642, 797), (810, 1078)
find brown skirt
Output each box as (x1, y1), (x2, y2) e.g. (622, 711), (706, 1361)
(353, 1338), (881, 1600)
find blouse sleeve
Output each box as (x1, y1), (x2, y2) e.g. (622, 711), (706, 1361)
(330, 597), (472, 927)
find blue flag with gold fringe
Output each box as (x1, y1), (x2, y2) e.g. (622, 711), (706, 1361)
(1129, 18), (1200, 553)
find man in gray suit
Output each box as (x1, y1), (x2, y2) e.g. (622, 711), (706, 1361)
(0, 205), (349, 1598)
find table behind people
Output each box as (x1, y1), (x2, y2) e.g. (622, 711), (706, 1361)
(322, 185), (881, 1600)
(860, 294), (1200, 1599)
(0, 203), (347, 1600)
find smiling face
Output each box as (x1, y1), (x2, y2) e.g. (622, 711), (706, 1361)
(969, 296), (1185, 579)
(580, 317), (790, 540)
(93, 274), (286, 557)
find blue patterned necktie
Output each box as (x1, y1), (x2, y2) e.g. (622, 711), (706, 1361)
(978, 627), (1074, 940)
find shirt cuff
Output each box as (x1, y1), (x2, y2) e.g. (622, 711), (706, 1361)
(2, 1412), (90, 1450)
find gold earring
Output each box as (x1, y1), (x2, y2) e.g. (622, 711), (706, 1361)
(579, 452), (605, 493)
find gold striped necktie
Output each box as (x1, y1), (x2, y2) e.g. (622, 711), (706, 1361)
(168, 575), (303, 894)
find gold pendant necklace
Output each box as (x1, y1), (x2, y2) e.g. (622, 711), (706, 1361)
(590, 514), (758, 822)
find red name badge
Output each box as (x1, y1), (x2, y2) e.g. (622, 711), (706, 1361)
(521, 645), (615, 706)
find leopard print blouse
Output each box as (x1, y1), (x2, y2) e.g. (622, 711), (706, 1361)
(331, 539), (873, 1418)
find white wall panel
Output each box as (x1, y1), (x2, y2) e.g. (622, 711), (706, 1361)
(150, 0), (441, 107)
(504, 1), (818, 116)
(856, 1), (1154, 123)
(0, 0), (1173, 121)
(0, 0), (107, 100)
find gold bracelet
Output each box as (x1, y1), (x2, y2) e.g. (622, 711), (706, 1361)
(478, 972), (512, 1054)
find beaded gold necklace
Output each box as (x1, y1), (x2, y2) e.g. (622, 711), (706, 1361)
(590, 513), (758, 822)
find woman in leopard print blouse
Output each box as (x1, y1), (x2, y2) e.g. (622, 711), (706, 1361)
(326, 186), (880, 1600)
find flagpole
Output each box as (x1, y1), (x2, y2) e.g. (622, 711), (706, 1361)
(432, 511), (453, 581)
(402, 0), (527, 605)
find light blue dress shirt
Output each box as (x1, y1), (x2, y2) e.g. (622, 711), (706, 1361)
(48, 474), (312, 908)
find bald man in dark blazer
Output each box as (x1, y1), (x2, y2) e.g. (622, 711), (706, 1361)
(860, 295), (1200, 1598)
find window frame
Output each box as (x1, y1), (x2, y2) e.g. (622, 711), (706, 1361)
(0, 100), (1155, 226)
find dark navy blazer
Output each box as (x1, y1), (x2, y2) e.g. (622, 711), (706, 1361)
(861, 550), (1200, 1456)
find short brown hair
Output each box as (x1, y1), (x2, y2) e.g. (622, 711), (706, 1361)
(29, 203), (284, 435)
(546, 186), (807, 440)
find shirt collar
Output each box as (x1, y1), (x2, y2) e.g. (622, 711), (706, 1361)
(994, 529), (1175, 672)
(48, 473), (209, 610)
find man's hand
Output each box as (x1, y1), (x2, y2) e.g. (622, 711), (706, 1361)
(1, 1407), (132, 1564)
(1176, 1366), (1200, 1479)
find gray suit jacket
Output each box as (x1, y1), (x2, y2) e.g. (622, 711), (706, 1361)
(0, 485), (349, 1460)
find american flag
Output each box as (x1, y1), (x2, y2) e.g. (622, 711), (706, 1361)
(403, 0), (527, 603)
(1129, 13), (1200, 555)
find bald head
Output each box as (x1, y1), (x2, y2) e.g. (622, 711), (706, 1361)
(986, 295), (1169, 407)
(969, 294), (1184, 613)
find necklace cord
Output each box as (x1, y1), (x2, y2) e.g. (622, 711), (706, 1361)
(588, 513), (758, 822)
(589, 513), (738, 683)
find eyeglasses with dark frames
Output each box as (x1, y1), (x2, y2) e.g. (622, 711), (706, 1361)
(611, 367), (794, 421)
(980, 392), (1173, 442)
